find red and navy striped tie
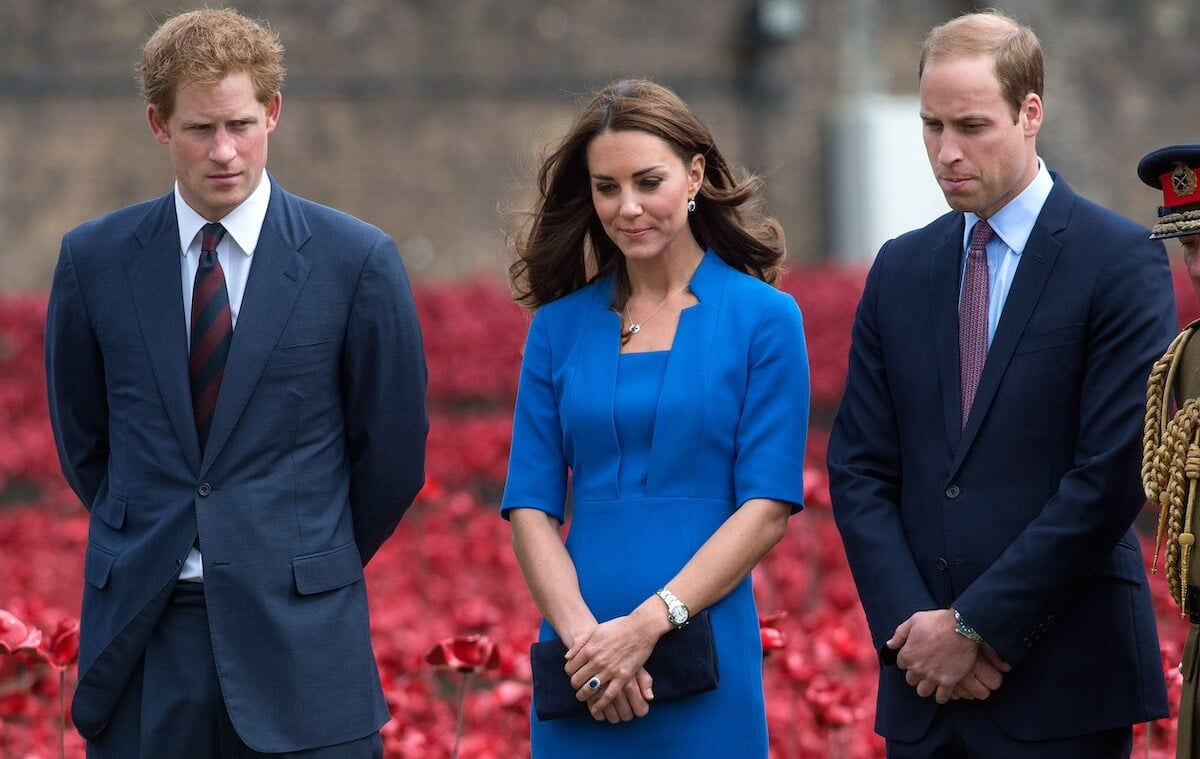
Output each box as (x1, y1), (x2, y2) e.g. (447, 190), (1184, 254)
(959, 219), (993, 429)
(190, 223), (231, 455)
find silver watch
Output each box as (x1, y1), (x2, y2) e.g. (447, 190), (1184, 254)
(655, 588), (690, 629)
(953, 608), (983, 644)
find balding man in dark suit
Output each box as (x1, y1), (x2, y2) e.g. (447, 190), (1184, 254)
(828, 10), (1171, 757)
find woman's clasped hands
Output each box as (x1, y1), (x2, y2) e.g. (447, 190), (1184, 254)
(564, 614), (659, 723)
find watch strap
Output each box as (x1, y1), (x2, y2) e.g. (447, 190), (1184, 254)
(655, 588), (689, 629)
(953, 608), (984, 644)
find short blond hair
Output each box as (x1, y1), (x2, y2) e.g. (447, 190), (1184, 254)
(138, 8), (285, 121)
(919, 9), (1043, 123)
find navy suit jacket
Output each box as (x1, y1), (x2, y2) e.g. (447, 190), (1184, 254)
(45, 180), (428, 752)
(827, 176), (1173, 742)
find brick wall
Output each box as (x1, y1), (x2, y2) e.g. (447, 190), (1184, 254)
(1, 0), (1196, 289)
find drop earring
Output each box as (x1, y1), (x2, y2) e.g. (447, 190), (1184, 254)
(687, 198), (696, 213)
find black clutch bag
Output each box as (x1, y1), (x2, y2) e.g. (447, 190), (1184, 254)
(529, 610), (719, 721)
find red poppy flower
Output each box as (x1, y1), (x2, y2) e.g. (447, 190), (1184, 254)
(804, 676), (861, 728)
(424, 634), (501, 674)
(39, 617), (79, 669)
(0, 608), (42, 656)
(760, 611), (788, 656)
(761, 626), (787, 655)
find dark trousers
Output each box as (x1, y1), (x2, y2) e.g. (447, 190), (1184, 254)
(87, 582), (383, 759)
(1180, 623), (1200, 759)
(885, 699), (1132, 759)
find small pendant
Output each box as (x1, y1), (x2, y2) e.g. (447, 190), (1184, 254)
(628, 323), (641, 334)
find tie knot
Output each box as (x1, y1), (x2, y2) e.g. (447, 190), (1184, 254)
(969, 220), (994, 254)
(200, 223), (227, 254)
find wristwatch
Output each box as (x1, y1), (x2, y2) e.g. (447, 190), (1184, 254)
(655, 588), (690, 629)
(953, 608), (984, 644)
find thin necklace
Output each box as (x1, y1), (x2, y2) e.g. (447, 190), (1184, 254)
(623, 281), (691, 337)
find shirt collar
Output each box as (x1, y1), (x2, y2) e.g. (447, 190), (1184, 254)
(963, 158), (1053, 255)
(175, 171), (272, 257)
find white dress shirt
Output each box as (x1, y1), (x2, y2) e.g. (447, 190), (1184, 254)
(176, 172), (272, 581)
(961, 159), (1054, 345)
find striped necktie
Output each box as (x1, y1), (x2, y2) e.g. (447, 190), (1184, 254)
(959, 219), (993, 429)
(190, 223), (231, 455)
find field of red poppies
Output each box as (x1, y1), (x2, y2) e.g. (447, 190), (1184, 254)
(2, 265), (1197, 758)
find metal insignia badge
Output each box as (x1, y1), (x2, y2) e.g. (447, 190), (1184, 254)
(1173, 161), (1198, 198)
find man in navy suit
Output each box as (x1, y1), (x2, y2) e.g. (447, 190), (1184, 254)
(45, 8), (427, 757)
(827, 9), (1172, 757)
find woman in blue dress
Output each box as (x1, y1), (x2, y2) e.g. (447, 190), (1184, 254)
(501, 79), (810, 757)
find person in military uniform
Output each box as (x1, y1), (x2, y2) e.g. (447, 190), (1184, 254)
(1140, 143), (1200, 759)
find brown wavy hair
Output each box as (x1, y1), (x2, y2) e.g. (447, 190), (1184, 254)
(138, 8), (285, 122)
(510, 79), (785, 311)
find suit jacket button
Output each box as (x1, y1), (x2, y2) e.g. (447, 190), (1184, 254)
(945, 485), (961, 499)
(197, 483), (212, 497)
(936, 558), (949, 571)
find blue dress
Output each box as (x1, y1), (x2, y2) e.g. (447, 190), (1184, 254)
(501, 249), (810, 757)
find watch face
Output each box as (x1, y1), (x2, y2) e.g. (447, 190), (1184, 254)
(657, 589), (689, 627)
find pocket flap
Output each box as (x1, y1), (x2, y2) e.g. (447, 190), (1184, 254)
(84, 542), (116, 589)
(292, 542), (364, 595)
(1100, 541), (1144, 585)
(1016, 324), (1084, 355)
(93, 494), (126, 530)
(266, 339), (335, 368)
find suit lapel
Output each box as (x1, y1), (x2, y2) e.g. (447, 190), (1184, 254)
(126, 194), (202, 472)
(929, 218), (968, 447)
(200, 186), (312, 474)
(951, 180), (1071, 469)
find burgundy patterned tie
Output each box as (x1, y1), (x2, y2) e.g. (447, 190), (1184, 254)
(190, 223), (231, 455)
(959, 219), (993, 429)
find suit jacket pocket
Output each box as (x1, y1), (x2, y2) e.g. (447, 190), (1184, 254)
(84, 542), (116, 589)
(1015, 324), (1084, 356)
(1099, 540), (1145, 585)
(93, 493), (126, 530)
(292, 541), (364, 595)
(265, 339), (335, 368)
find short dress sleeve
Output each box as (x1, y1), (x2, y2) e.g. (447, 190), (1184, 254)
(500, 310), (568, 521)
(733, 292), (810, 512)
